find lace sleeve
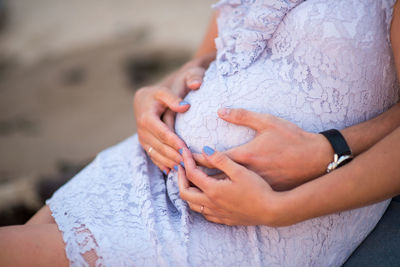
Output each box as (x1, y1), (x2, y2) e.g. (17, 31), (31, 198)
(213, 0), (305, 76)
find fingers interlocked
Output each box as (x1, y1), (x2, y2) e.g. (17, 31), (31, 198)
(177, 147), (238, 222)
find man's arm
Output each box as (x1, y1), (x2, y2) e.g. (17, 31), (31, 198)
(279, 126), (400, 226)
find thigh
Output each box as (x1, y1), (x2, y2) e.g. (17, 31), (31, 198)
(26, 205), (56, 225)
(0, 224), (69, 267)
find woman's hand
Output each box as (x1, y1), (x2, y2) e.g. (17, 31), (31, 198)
(178, 146), (281, 226)
(161, 66), (206, 133)
(180, 127), (400, 227)
(193, 108), (333, 191)
(134, 64), (206, 174)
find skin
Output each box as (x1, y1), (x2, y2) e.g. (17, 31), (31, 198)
(178, 119), (400, 226)
(0, 206), (69, 267)
(0, 13), (220, 267)
(133, 55), (212, 173)
(191, 2), (400, 191)
(134, 13), (218, 174)
(179, 0), (400, 225)
(1, 2), (399, 265)
(193, 102), (400, 191)
(138, 3), (400, 193)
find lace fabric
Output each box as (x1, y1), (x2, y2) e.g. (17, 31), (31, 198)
(213, 0), (305, 76)
(47, 0), (399, 266)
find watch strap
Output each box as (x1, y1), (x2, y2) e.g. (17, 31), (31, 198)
(319, 129), (352, 157)
(320, 129), (353, 172)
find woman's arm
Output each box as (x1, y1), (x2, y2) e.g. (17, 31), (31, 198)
(194, 12), (218, 59)
(178, 126), (400, 226)
(176, 1), (400, 227)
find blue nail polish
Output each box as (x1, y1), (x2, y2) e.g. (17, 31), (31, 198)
(174, 165), (178, 171)
(180, 161), (185, 168)
(163, 170), (168, 175)
(179, 101), (190, 106)
(203, 146), (215, 156)
(179, 148), (183, 154)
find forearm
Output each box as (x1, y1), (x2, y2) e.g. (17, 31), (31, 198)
(341, 0), (400, 154)
(277, 126), (400, 226)
(341, 102), (400, 155)
(335, 0), (400, 155)
(312, 103), (400, 180)
(316, 3), (400, 167)
(194, 12), (218, 58)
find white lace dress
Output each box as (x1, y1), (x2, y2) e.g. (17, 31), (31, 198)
(47, 0), (400, 266)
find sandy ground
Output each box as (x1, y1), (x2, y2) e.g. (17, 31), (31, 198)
(0, 0), (215, 223)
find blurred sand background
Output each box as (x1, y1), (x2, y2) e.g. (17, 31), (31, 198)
(0, 0), (215, 225)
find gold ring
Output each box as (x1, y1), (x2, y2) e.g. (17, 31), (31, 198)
(200, 205), (204, 214)
(147, 146), (153, 156)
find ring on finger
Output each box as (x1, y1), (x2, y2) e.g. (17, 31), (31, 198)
(200, 205), (204, 214)
(147, 146), (154, 156)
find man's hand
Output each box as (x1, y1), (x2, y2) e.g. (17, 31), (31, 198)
(193, 108), (333, 190)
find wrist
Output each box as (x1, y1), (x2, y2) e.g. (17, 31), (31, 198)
(268, 186), (314, 227)
(316, 133), (335, 173)
(261, 190), (292, 227)
(185, 52), (216, 69)
(196, 51), (216, 68)
(156, 70), (180, 88)
(158, 53), (216, 88)
(304, 132), (334, 179)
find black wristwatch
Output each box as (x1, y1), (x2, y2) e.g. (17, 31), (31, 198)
(319, 129), (353, 173)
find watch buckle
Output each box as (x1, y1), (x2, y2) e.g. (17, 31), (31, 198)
(327, 154), (354, 173)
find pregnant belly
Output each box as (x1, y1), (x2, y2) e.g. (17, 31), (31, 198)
(175, 44), (398, 158)
(175, 54), (323, 157)
(175, 62), (261, 156)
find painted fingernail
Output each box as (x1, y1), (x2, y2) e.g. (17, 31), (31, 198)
(189, 80), (201, 86)
(174, 165), (179, 171)
(203, 146), (215, 156)
(180, 161), (185, 168)
(179, 148), (183, 155)
(179, 101), (190, 106)
(218, 108), (231, 117)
